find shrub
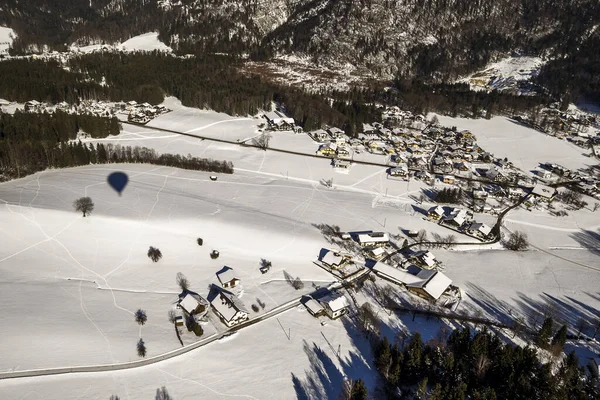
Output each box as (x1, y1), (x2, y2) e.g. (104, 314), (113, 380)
(210, 250), (220, 259)
(197, 238), (203, 246)
(148, 246), (162, 262)
(251, 304), (259, 312)
(137, 338), (146, 357)
(292, 277), (304, 290)
(505, 231), (529, 251)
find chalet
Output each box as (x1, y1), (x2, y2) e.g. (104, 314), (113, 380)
(411, 250), (438, 269)
(411, 156), (428, 169)
(356, 232), (390, 247)
(328, 127), (345, 138)
(486, 167), (509, 182)
(473, 190), (488, 200)
(371, 262), (452, 302)
(317, 292), (350, 319)
(531, 184), (557, 202)
(414, 170), (431, 180)
(508, 188), (525, 199)
(317, 142), (337, 156)
(216, 268), (240, 289)
(535, 168), (552, 180)
(389, 164), (409, 178)
(311, 129), (329, 142)
(405, 269), (452, 302)
(24, 100), (41, 112)
(333, 159), (351, 169)
(458, 130), (473, 139)
(362, 123), (376, 134)
(443, 208), (467, 227)
(319, 249), (351, 270)
(208, 286), (249, 327)
(264, 110), (295, 130)
(368, 246), (387, 260)
(455, 162), (471, 172)
(428, 206), (445, 220)
(468, 222), (492, 238)
(336, 146), (350, 157)
(178, 293), (207, 315)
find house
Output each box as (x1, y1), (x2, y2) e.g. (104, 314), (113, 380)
(455, 162), (471, 172)
(356, 232), (390, 247)
(319, 249), (351, 270)
(216, 267), (240, 289)
(302, 296), (325, 317)
(178, 293), (207, 315)
(443, 208), (467, 227)
(473, 190), (488, 200)
(175, 315), (185, 327)
(468, 222), (492, 238)
(389, 164), (409, 178)
(508, 188), (525, 199)
(317, 292), (350, 319)
(317, 142), (337, 156)
(368, 246), (387, 260)
(333, 159), (351, 169)
(486, 167), (509, 182)
(531, 184), (557, 202)
(336, 146), (350, 157)
(443, 175), (455, 184)
(411, 250), (438, 269)
(328, 127), (345, 139)
(208, 286), (249, 327)
(535, 168), (552, 180)
(264, 110), (295, 130)
(428, 206), (445, 220)
(405, 269), (453, 302)
(311, 129), (330, 142)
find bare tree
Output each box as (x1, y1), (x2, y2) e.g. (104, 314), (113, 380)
(292, 277), (304, 290)
(444, 234), (457, 249)
(167, 309), (177, 324)
(252, 133), (272, 150)
(505, 231), (529, 251)
(148, 246), (162, 262)
(416, 229), (428, 248)
(155, 387), (172, 400)
(135, 308), (147, 325)
(357, 303), (380, 336)
(176, 272), (190, 291)
(73, 197), (94, 217)
(594, 203), (600, 212)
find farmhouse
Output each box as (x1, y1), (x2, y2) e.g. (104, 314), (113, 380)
(311, 129), (329, 142)
(216, 267), (240, 289)
(411, 250), (438, 269)
(368, 246), (387, 260)
(317, 142), (337, 156)
(371, 262), (452, 302)
(317, 292), (350, 319)
(443, 208), (467, 227)
(389, 164), (409, 178)
(356, 232), (390, 247)
(531, 183), (557, 202)
(264, 110), (295, 130)
(486, 166), (509, 182)
(178, 293), (207, 315)
(208, 285), (249, 327)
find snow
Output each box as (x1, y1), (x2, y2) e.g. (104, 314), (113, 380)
(459, 56), (545, 93)
(118, 32), (172, 53)
(432, 115), (591, 173)
(0, 26), (15, 54)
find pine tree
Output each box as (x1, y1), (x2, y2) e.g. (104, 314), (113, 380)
(349, 379), (368, 400)
(536, 317), (554, 348)
(551, 325), (568, 354)
(135, 309), (147, 325)
(375, 337), (392, 376)
(137, 338), (146, 357)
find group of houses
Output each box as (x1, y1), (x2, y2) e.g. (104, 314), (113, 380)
(125, 101), (169, 123)
(262, 110), (297, 131)
(428, 206), (494, 241)
(302, 291), (351, 320)
(174, 266), (248, 330)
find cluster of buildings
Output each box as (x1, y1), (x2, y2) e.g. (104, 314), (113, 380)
(535, 162), (600, 200)
(17, 99), (170, 123)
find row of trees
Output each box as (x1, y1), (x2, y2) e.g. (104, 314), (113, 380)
(372, 327), (598, 399)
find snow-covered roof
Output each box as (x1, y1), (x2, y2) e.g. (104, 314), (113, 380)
(415, 250), (437, 267)
(321, 249), (344, 267)
(406, 270), (452, 300)
(370, 247), (386, 257)
(303, 298), (324, 315)
(357, 232), (389, 244)
(470, 222), (492, 236)
(531, 183), (556, 198)
(210, 289), (247, 322)
(371, 262), (425, 285)
(217, 268), (238, 285)
(429, 206), (445, 216)
(318, 292), (349, 312)
(179, 293), (201, 314)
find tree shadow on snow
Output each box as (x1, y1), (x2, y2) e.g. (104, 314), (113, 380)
(570, 229), (600, 256)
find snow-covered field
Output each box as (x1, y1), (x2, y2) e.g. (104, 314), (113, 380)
(433, 115), (592, 173)
(0, 26), (15, 54)
(71, 32), (172, 54)
(1, 105), (600, 398)
(459, 56), (545, 93)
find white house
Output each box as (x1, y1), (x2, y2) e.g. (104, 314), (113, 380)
(389, 164), (409, 178)
(356, 232), (390, 247)
(209, 286), (249, 327)
(216, 268), (240, 289)
(531, 183), (557, 202)
(317, 292), (350, 319)
(320, 249), (350, 269)
(405, 269), (453, 302)
(411, 250), (438, 269)
(264, 110), (295, 129)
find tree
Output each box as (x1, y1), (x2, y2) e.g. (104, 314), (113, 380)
(505, 231), (528, 251)
(252, 133), (272, 150)
(155, 387), (172, 400)
(73, 196), (94, 217)
(292, 277), (304, 290)
(417, 377), (428, 399)
(536, 317), (554, 348)
(176, 272), (190, 291)
(561, 189), (582, 205)
(593, 203), (599, 212)
(416, 230), (428, 248)
(197, 237), (203, 246)
(357, 302), (380, 336)
(167, 309), (177, 324)
(339, 379), (368, 400)
(109, 396), (120, 400)
(135, 309), (147, 325)
(148, 246), (162, 262)
(137, 338), (146, 357)
(551, 325), (568, 355)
